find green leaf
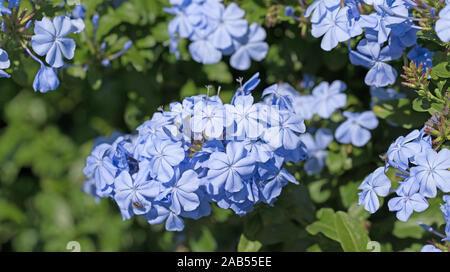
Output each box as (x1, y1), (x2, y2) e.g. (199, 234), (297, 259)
(306, 208), (371, 252)
(237, 234), (262, 252)
(189, 227), (217, 252)
(431, 62), (450, 79)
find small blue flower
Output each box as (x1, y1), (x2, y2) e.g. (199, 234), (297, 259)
(191, 100), (226, 139)
(441, 195), (450, 240)
(114, 170), (161, 219)
(335, 111), (379, 147)
(263, 110), (306, 150)
(168, 170), (201, 215)
(410, 148), (450, 198)
(300, 128), (333, 175)
(358, 167), (391, 214)
(311, 80), (347, 119)
(285, 6), (295, 17)
(304, 0), (335, 24)
(143, 140), (185, 182)
(0, 48), (10, 78)
(350, 39), (400, 87)
(72, 4), (86, 19)
(225, 95), (264, 139)
(388, 177), (429, 222)
(32, 64), (60, 93)
(207, 141), (255, 194)
(31, 16), (76, 68)
(208, 3), (248, 50)
(311, 6), (351, 51)
(83, 143), (116, 197)
(293, 95), (316, 120)
(189, 33), (222, 65)
(385, 129), (422, 170)
(435, 6), (450, 42)
(230, 23), (269, 71)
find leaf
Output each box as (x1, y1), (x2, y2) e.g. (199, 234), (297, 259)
(306, 208), (371, 252)
(189, 227), (217, 252)
(431, 62), (450, 79)
(237, 234), (262, 252)
(335, 211), (370, 252)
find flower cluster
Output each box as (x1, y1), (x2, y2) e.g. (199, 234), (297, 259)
(357, 126), (450, 243)
(83, 73), (309, 231)
(165, 0), (269, 70)
(287, 0), (449, 88)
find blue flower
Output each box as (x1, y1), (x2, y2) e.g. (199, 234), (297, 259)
(311, 80), (347, 119)
(311, 6), (351, 51)
(32, 64), (60, 93)
(299, 128), (333, 175)
(225, 95), (264, 139)
(230, 23), (269, 70)
(83, 143), (116, 198)
(168, 170), (201, 215)
(261, 83), (296, 110)
(143, 140), (185, 182)
(349, 39), (400, 87)
(435, 5), (450, 43)
(293, 95), (316, 120)
(388, 177), (429, 222)
(304, 0), (336, 24)
(191, 100), (226, 139)
(72, 5), (86, 19)
(207, 141), (255, 194)
(31, 16), (76, 68)
(263, 110), (306, 150)
(189, 33), (222, 64)
(335, 111), (379, 147)
(114, 170), (161, 219)
(285, 6), (295, 17)
(371, 1), (409, 43)
(358, 167), (391, 213)
(410, 148), (450, 198)
(385, 129), (422, 170)
(0, 48), (10, 78)
(208, 3), (248, 50)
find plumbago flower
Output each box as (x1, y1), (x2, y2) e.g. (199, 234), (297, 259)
(310, 80), (347, 119)
(165, 0), (269, 70)
(299, 128), (333, 175)
(83, 73), (308, 231)
(31, 16), (76, 68)
(358, 167), (391, 213)
(0, 2), (85, 92)
(335, 111), (379, 147)
(300, 0), (448, 88)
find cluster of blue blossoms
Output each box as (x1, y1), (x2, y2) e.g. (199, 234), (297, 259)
(287, 0), (450, 88)
(0, 3), (133, 93)
(83, 73), (310, 231)
(357, 126), (450, 246)
(165, 0), (269, 70)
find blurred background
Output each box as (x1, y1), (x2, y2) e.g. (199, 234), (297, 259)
(0, 0), (442, 251)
